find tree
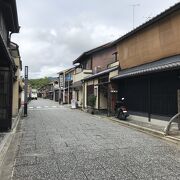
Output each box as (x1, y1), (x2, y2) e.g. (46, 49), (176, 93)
(29, 77), (50, 89)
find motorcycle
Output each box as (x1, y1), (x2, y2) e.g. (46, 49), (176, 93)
(115, 98), (129, 120)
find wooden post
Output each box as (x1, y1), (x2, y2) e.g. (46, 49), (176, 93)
(177, 90), (180, 130)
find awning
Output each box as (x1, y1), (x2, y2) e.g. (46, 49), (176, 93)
(83, 66), (118, 81)
(71, 81), (82, 88)
(112, 55), (180, 80)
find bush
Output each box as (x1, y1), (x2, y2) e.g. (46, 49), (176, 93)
(88, 95), (96, 108)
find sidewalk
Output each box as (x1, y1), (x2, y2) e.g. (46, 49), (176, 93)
(77, 107), (180, 144)
(79, 108), (178, 144)
(0, 108), (23, 171)
(106, 114), (180, 145)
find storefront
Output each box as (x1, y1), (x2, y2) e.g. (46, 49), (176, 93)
(113, 55), (180, 120)
(54, 89), (59, 102)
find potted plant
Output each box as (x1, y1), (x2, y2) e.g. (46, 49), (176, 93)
(88, 94), (96, 114)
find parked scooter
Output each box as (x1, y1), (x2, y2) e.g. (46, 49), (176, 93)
(115, 98), (129, 120)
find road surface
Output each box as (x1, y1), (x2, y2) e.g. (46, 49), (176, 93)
(5, 99), (180, 179)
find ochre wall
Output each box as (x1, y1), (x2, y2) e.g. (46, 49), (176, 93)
(118, 11), (180, 69)
(12, 81), (19, 116)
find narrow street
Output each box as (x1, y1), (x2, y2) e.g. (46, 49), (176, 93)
(9, 99), (180, 179)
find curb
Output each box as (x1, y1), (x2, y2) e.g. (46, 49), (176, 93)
(71, 108), (180, 145)
(92, 114), (180, 146)
(108, 117), (180, 146)
(0, 107), (23, 171)
(109, 117), (165, 136)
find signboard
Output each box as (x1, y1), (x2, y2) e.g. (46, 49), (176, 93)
(65, 74), (72, 81)
(60, 75), (64, 88)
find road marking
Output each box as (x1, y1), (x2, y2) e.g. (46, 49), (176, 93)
(27, 105), (67, 111)
(28, 107), (68, 111)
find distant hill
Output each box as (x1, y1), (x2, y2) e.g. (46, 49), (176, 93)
(47, 77), (58, 81)
(29, 77), (59, 89)
(29, 77), (50, 89)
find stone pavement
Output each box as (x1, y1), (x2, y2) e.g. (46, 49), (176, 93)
(107, 114), (180, 142)
(0, 134), (5, 144)
(6, 99), (180, 179)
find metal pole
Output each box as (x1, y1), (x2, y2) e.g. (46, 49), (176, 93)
(24, 66), (28, 117)
(130, 4), (140, 29)
(68, 80), (70, 104)
(133, 6), (135, 29)
(63, 72), (65, 104)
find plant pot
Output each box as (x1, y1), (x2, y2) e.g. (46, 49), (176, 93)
(87, 106), (95, 114)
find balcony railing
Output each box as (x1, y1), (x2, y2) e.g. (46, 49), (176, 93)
(107, 61), (119, 69)
(73, 69), (92, 82)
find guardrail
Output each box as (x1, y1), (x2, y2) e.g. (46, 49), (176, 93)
(164, 112), (180, 135)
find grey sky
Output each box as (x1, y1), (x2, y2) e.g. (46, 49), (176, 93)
(12, 0), (179, 78)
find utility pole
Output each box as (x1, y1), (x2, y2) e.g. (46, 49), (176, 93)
(130, 4), (140, 29)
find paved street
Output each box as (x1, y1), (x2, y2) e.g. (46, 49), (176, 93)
(11, 99), (180, 180)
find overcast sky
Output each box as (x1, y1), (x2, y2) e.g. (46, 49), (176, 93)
(12, 0), (179, 79)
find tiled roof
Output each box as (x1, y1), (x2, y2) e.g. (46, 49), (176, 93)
(73, 42), (115, 64)
(83, 66), (118, 81)
(112, 55), (180, 80)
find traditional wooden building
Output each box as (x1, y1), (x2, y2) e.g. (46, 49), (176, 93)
(58, 68), (75, 104)
(112, 2), (180, 121)
(0, 0), (20, 131)
(10, 42), (22, 117)
(73, 42), (119, 113)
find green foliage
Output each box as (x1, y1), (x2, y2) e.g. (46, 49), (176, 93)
(88, 94), (96, 108)
(29, 77), (50, 89)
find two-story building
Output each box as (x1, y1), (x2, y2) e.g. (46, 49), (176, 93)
(0, 0), (20, 131)
(52, 79), (59, 102)
(38, 85), (49, 99)
(73, 42), (119, 113)
(10, 42), (22, 118)
(47, 82), (54, 100)
(112, 2), (180, 122)
(58, 68), (75, 104)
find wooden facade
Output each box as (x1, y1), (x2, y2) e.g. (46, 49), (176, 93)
(114, 3), (180, 120)
(0, 0), (19, 131)
(76, 44), (118, 112)
(117, 11), (180, 69)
